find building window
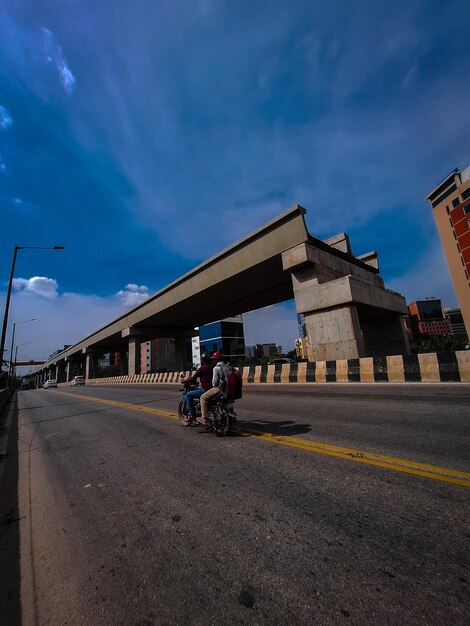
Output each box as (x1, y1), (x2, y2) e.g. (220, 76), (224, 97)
(452, 196), (460, 208)
(449, 218), (453, 227)
(431, 183), (457, 207)
(462, 257), (465, 266)
(465, 205), (470, 215)
(457, 244), (461, 252)
(446, 205), (450, 215)
(453, 231), (457, 240)
(463, 188), (470, 201)
(199, 322), (222, 341)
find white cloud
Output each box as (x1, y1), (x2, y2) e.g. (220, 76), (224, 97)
(4, 290), (125, 365)
(0, 105), (13, 130)
(116, 283), (150, 306)
(4, 280), (151, 363)
(42, 28), (76, 94)
(13, 276), (59, 299)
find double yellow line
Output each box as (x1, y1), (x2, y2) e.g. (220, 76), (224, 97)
(56, 390), (470, 487)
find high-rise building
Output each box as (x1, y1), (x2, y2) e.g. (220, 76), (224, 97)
(140, 338), (177, 372)
(426, 166), (470, 335)
(191, 336), (201, 368)
(199, 315), (246, 364)
(445, 307), (467, 336)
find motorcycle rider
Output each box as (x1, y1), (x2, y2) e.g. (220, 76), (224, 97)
(198, 351), (228, 425)
(180, 353), (214, 421)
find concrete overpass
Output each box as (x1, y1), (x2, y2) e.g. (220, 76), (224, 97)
(30, 205), (409, 385)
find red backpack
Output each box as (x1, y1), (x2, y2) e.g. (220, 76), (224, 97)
(226, 368), (243, 401)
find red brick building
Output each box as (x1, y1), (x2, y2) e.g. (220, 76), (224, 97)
(407, 299), (452, 342)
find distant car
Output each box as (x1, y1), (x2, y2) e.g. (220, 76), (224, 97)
(43, 379), (58, 389)
(269, 358), (297, 365)
(71, 375), (85, 386)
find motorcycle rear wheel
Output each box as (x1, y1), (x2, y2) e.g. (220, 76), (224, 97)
(211, 406), (232, 437)
(178, 400), (192, 427)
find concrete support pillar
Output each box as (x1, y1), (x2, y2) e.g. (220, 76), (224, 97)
(66, 361), (72, 382)
(54, 365), (59, 381)
(85, 353), (94, 380)
(304, 304), (366, 361)
(119, 352), (127, 375)
(174, 337), (189, 371)
(59, 362), (68, 383)
(360, 314), (410, 357)
(283, 242), (409, 361)
(128, 337), (141, 376)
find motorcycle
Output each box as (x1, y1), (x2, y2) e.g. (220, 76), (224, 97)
(178, 382), (234, 437)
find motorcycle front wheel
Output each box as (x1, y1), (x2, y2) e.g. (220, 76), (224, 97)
(178, 400), (192, 427)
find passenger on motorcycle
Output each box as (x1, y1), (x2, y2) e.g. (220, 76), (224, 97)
(180, 353), (214, 421)
(198, 351), (228, 425)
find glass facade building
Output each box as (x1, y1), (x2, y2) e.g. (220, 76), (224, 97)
(199, 316), (246, 363)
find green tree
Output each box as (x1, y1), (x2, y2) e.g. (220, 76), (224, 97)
(411, 333), (469, 354)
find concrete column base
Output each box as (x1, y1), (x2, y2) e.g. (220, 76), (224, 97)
(361, 314), (410, 357)
(85, 354), (94, 380)
(174, 337), (189, 371)
(304, 304), (366, 361)
(128, 338), (141, 376)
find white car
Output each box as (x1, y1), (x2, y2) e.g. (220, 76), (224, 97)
(43, 379), (58, 389)
(71, 375), (85, 386)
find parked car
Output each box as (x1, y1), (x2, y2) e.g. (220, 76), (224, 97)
(269, 358), (297, 365)
(71, 375), (85, 386)
(43, 379), (58, 389)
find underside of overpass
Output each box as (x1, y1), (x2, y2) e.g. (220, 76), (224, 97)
(30, 204), (409, 382)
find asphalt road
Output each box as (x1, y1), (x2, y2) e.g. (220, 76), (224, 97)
(1, 383), (469, 625)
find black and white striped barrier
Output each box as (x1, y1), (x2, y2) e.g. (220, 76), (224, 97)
(82, 351), (469, 386)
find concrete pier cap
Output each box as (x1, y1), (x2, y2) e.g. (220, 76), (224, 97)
(282, 239), (409, 361)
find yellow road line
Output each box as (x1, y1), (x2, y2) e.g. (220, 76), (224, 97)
(56, 390), (178, 419)
(55, 390), (470, 487)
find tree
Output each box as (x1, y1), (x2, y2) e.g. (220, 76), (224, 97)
(411, 333), (469, 354)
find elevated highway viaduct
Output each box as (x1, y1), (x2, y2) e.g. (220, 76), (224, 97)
(31, 205), (409, 386)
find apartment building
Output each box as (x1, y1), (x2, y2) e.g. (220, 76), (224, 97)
(427, 166), (470, 335)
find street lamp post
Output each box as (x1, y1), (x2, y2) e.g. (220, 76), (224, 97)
(8, 320), (36, 385)
(0, 245), (65, 381)
(12, 341), (32, 384)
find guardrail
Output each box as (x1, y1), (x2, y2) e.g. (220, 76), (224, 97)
(76, 351), (470, 385)
(0, 388), (14, 413)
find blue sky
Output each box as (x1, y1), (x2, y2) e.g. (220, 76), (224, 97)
(1, 0), (470, 362)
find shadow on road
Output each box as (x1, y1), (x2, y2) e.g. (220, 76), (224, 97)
(0, 393), (22, 624)
(236, 418), (312, 437)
